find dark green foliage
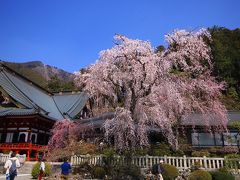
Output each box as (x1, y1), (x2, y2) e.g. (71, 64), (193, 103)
(188, 170), (212, 180)
(102, 148), (117, 157)
(218, 167), (230, 173)
(160, 164), (179, 180)
(74, 162), (143, 180)
(209, 26), (240, 109)
(172, 149), (185, 157)
(151, 143), (172, 156)
(31, 162), (52, 179)
(92, 166), (106, 179)
(155, 45), (165, 53)
(225, 154), (240, 159)
(132, 148), (149, 156)
(228, 120), (240, 130)
(46, 75), (62, 91)
(178, 144), (193, 156)
(109, 163), (143, 180)
(225, 154), (240, 169)
(46, 75), (76, 92)
(211, 170), (234, 180)
(191, 150), (210, 157)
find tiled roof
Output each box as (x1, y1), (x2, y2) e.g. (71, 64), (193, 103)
(77, 112), (114, 127)
(181, 111), (240, 126)
(0, 64), (88, 120)
(77, 111), (240, 128)
(0, 108), (37, 116)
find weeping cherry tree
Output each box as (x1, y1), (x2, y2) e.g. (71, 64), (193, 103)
(74, 29), (228, 151)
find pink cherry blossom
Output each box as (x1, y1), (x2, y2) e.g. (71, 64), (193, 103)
(74, 29), (228, 151)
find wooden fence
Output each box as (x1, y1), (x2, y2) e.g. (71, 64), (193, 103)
(71, 155), (240, 173)
(0, 153), (26, 164)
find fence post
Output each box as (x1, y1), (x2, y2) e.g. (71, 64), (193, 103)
(203, 156), (207, 169)
(146, 155), (149, 168)
(0, 153), (2, 163)
(70, 155), (74, 165)
(149, 156), (153, 167)
(164, 155), (167, 164)
(183, 155), (187, 169)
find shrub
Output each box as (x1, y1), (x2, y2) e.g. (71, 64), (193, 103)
(178, 144), (193, 156)
(72, 162), (93, 175)
(225, 154), (240, 159)
(211, 171), (234, 180)
(208, 147), (222, 157)
(218, 167), (230, 173)
(188, 170), (212, 180)
(191, 150), (210, 157)
(179, 144), (193, 152)
(160, 163), (179, 180)
(172, 149), (185, 156)
(133, 148), (149, 156)
(102, 148), (117, 158)
(110, 163), (143, 180)
(225, 154), (240, 169)
(31, 162), (52, 179)
(93, 166), (106, 179)
(152, 143), (172, 156)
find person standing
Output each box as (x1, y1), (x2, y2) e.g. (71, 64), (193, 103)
(4, 152), (20, 180)
(60, 158), (71, 180)
(157, 160), (164, 180)
(38, 158), (45, 180)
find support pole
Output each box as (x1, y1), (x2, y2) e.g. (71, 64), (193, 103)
(27, 150), (30, 161)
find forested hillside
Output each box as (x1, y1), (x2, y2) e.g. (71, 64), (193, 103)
(209, 27), (240, 110)
(0, 60), (76, 92)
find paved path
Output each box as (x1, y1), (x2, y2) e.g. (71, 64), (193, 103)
(0, 174), (32, 179)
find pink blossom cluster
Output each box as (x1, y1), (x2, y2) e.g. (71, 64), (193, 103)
(47, 119), (82, 152)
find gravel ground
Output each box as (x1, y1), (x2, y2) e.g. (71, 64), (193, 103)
(0, 174), (32, 180)
(0, 174), (84, 180)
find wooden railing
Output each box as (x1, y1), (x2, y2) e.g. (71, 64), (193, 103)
(71, 155), (240, 174)
(0, 153), (26, 164)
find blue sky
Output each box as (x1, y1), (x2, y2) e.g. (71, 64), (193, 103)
(0, 0), (239, 73)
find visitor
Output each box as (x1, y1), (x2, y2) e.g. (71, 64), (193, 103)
(146, 169), (154, 180)
(4, 152), (20, 180)
(157, 160), (164, 180)
(38, 158), (45, 180)
(152, 160), (164, 180)
(60, 158), (72, 180)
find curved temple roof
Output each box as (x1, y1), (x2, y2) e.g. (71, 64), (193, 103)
(0, 64), (88, 120)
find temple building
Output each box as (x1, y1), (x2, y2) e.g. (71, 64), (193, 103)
(79, 111), (240, 149)
(0, 64), (89, 160)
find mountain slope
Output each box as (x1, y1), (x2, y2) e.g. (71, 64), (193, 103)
(0, 60), (75, 91)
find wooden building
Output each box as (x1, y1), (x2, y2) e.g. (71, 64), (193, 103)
(180, 111), (240, 148)
(0, 64), (89, 160)
(79, 111), (240, 149)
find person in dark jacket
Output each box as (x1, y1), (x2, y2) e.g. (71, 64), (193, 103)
(60, 158), (71, 180)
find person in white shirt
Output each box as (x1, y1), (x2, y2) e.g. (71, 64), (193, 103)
(38, 158), (45, 180)
(4, 152), (21, 180)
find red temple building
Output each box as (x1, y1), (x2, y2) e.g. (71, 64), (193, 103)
(0, 64), (89, 160)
